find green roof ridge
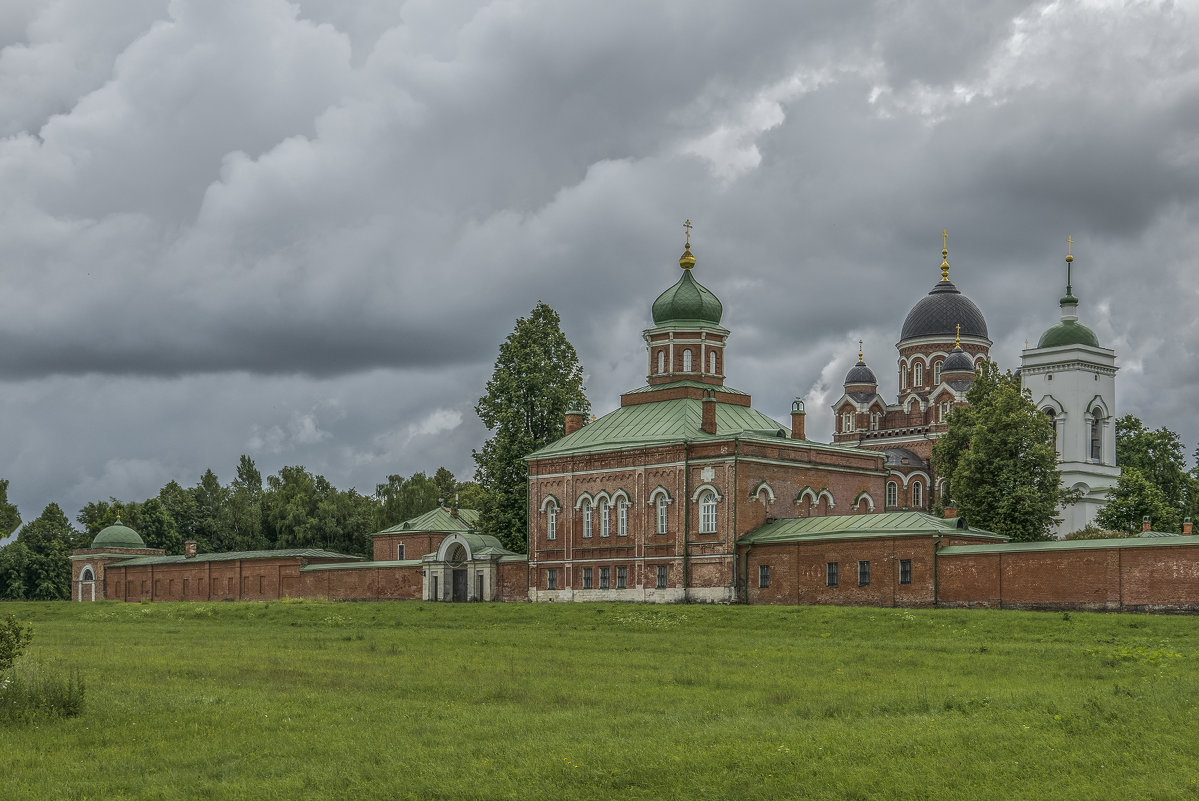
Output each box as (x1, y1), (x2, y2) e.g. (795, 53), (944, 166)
(372, 507), (480, 536)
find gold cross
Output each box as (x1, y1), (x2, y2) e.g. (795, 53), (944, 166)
(942, 230), (948, 250)
(1066, 235), (1073, 258)
(858, 339), (863, 361)
(955, 323), (961, 348)
(683, 219), (693, 247)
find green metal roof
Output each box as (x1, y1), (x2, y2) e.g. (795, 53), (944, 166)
(91, 521), (146, 549)
(739, 512), (1006, 545)
(1038, 319), (1100, 348)
(528, 398), (788, 458)
(302, 559), (424, 572)
(108, 548), (362, 567)
(372, 507), (480, 536)
(651, 267), (723, 327)
(939, 534), (1199, 556)
(623, 380), (748, 396)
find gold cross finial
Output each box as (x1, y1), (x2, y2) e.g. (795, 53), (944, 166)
(683, 219), (693, 248)
(858, 339), (863, 362)
(1066, 235), (1074, 263)
(939, 230), (951, 281)
(954, 323), (961, 348)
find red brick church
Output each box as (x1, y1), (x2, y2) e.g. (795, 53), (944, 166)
(71, 230), (1199, 611)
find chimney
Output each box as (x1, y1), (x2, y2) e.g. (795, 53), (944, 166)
(450, 507), (458, 519)
(565, 409), (585, 435)
(791, 399), (806, 440)
(1142, 516), (1152, 533)
(700, 390), (717, 434)
(1184, 517), (1193, 535)
(184, 541), (197, 558)
(943, 502), (958, 520)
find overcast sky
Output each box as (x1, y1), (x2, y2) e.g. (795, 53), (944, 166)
(1, 0), (1197, 525)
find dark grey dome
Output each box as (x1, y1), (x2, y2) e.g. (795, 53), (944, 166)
(844, 360), (877, 386)
(942, 347), (974, 374)
(901, 280), (988, 341)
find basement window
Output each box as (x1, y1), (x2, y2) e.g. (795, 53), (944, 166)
(826, 562), (838, 587)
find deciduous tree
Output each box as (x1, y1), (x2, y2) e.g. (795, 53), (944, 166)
(474, 303), (589, 551)
(933, 361), (1071, 541)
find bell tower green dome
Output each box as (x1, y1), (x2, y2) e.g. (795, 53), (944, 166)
(651, 245), (723, 326)
(91, 518), (146, 549)
(1038, 297), (1101, 348)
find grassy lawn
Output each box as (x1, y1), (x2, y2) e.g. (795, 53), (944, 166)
(2, 600), (1198, 800)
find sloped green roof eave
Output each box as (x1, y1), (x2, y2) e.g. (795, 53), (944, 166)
(371, 507), (481, 536)
(528, 398), (788, 459)
(622, 380), (748, 396)
(738, 511), (1007, 545)
(108, 548), (363, 567)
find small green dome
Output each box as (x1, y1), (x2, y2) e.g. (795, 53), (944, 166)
(651, 267), (723, 327)
(91, 519), (146, 549)
(1038, 319), (1100, 348)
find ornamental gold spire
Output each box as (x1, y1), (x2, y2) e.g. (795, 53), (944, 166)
(1065, 235), (1075, 297)
(940, 230), (950, 282)
(858, 339), (864, 362)
(679, 219), (696, 270)
(954, 323), (961, 348)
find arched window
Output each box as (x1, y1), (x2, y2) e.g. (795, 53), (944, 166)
(709, 351), (717, 374)
(911, 482), (923, 508)
(1091, 408), (1103, 460)
(913, 362), (924, 388)
(657, 350), (665, 374)
(870, 412), (880, 431)
(80, 566), (94, 582)
(933, 361), (943, 385)
(547, 502), (557, 540)
(582, 500), (592, 538)
(886, 481), (897, 508)
(682, 349), (692, 372)
(1044, 408), (1058, 453)
(599, 499), (610, 537)
(699, 491), (717, 533)
(656, 495), (668, 534)
(617, 499), (628, 536)
(900, 368), (906, 390)
(842, 412), (853, 433)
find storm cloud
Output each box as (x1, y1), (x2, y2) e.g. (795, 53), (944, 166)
(2, 0), (1197, 521)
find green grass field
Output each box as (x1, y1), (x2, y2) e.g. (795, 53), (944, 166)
(2, 600), (1198, 800)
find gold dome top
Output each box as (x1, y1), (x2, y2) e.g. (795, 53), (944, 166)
(680, 218), (696, 269)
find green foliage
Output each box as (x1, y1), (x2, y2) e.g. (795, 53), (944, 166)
(933, 361), (1068, 541)
(1097, 467), (1179, 534)
(13, 504), (80, 600)
(0, 615), (31, 673)
(374, 471), (441, 530)
(474, 302), (589, 551)
(263, 466), (376, 557)
(5, 601), (1199, 799)
(0, 480), (20, 539)
(1098, 415), (1190, 533)
(1063, 523), (1130, 540)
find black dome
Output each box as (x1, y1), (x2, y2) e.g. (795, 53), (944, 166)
(844, 360), (877, 386)
(942, 347), (974, 374)
(901, 280), (988, 341)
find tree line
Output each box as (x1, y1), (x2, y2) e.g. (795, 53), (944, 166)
(0, 462), (481, 600)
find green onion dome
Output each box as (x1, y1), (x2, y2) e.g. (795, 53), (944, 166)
(91, 518), (146, 549)
(1038, 293), (1100, 348)
(650, 247), (723, 326)
(1038, 318), (1100, 348)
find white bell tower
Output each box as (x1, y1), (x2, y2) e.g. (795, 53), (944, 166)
(1020, 240), (1119, 537)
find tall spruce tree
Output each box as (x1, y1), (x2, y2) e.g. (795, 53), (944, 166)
(932, 360), (1072, 541)
(474, 302), (588, 552)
